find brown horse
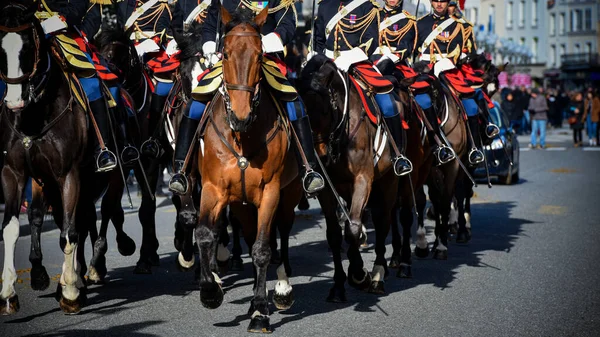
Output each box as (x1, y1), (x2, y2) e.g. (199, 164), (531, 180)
(193, 7), (302, 332)
(299, 55), (401, 298)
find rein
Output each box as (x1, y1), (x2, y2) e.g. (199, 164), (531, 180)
(0, 22), (41, 85)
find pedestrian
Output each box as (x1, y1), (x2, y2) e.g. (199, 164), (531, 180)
(501, 92), (521, 132)
(568, 92), (585, 147)
(528, 88), (549, 149)
(582, 90), (600, 146)
(520, 86), (532, 134)
(547, 89), (559, 128)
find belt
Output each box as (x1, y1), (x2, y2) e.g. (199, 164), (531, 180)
(419, 53), (448, 61)
(325, 49), (363, 59)
(130, 31), (158, 41)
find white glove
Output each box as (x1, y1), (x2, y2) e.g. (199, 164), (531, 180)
(379, 52), (400, 64)
(334, 47), (368, 72)
(41, 15), (67, 35)
(202, 41), (217, 55)
(203, 53), (221, 68)
(433, 58), (456, 77)
(306, 51), (317, 62)
(261, 32), (285, 54)
(165, 39), (178, 57)
(135, 38), (160, 58)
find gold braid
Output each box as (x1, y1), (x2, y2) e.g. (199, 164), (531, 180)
(379, 19), (414, 50)
(240, 0), (297, 14)
(334, 7), (378, 52)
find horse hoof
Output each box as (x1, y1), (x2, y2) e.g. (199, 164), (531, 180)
(456, 231), (471, 244)
(31, 265), (50, 291)
(326, 286), (347, 303)
(117, 235), (136, 256)
(449, 224), (458, 235)
(397, 265), (412, 278)
(200, 283), (224, 309)
(87, 266), (106, 285)
(270, 250), (281, 265)
(247, 315), (272, 333)
(347, 269), (372, 291)
(0, 295), (20, 315)
(388, 255), (401, 269)
(59, 287), (86, 315)
(414, 246), (429, 259)
(133, 261), (152, 274)
(229, 257), (244, 272)
(149, 253), (160, 266)
(368, 281), (385, 294)
(433, 249), (448, 260)
(297, 197), (310, 211)
(273, 288), (295, 310)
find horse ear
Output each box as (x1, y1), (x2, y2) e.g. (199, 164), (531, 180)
(254, 6), (269, 27)
(221, 5), (232, 26)
(498, 62), (509, 72)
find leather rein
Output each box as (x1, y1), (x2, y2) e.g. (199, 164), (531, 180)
(0, 22), (41, 85)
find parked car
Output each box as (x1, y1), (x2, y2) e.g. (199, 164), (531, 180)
(473, 101), (520, 184)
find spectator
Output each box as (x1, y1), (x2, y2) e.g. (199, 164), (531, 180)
(528, 88), (549, 149)
(568, 92), (585, 147)
(556, 90), (570, 127)
(501, 93), (521, 132)
(582, 90), (600, 146)
(547, 89), (560, 128)
(516, 86), (531, 134)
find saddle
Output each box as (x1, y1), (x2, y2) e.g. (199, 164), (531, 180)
(350, 62), (394, 94)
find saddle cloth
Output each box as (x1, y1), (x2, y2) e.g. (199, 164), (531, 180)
(351, 62), (394, 94)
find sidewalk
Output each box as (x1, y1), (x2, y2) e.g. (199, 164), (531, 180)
(517, 124), (600, 150)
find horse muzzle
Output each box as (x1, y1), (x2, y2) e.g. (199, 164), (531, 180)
(228, 110), (254, 133)
(4, 99), (26, 111)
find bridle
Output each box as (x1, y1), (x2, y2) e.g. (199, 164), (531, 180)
(221, 30), (262, 123)
(0, 22), (41, 85)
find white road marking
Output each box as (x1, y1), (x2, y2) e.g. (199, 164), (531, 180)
(583, 147), (600, 151)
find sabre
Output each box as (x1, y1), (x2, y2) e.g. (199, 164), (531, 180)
(309, 0), (317, 54)
(415, 0), (421, 18)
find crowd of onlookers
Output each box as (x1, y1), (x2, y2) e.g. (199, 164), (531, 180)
(498, 86), (600, 149)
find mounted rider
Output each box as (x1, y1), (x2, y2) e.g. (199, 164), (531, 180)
(31, 0), (119, 172)
(168, 0), (326, 196)
(414, 0), (489, 165)
(82, 0), (141, 167)
(311, 0), (413, 176)
(118, 0), (178, 158)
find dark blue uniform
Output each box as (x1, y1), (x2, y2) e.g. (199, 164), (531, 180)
(43, 0), (89, 27)
(313, 0), (380, 56)
(415, 12), (465, 64)
(118, 0), (173, 41)
(377, 7), (416, 62)
(171, 0), (212, 35)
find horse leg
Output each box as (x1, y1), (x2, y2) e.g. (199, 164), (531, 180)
(388, 204), (402, 269)
(272, 184), (301, 311)
(134, 160), (160, 274)
(215, 210), (231, 273)
(318, 189), (347, 302)
(455, 176), (470, 244)
(449, 197), (459, 236)
(465, 180), (473, 237)
(57, 170), (86, 314)
(229, 209), (244, 271)
(28, 181), (50, 291)
(108, 173), (136, 256)
(346, 174), (372, 291)
(414, 186), (429, 258)
(175, 194), (197, 272)
(270, 220), (280, 265)
(398, 203), (414, 278)
(432, 191), (451, 261)
(247, 184), (280, 333)
(88, 187), (108, 284)
(0, 166), (26, 315)
(368, 179), (396, 294)
(196, 184), (227, 309)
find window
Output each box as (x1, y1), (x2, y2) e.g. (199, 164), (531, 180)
(585, 42), (592, 54)
(550, 45), (556, 66)
(507, 2), (513, 27)
(472, 8), (478, 25)
(549, 14), (556, 36)
(531, 0), (538, 27)
(518, 1), (525, 27)
(585, 9), (592, 31)
(560, 44), (566, 56)
(532, 38), (538, 63)
(520, 37), (526, 46)
(574, 43), (581, 54)
(571, 10), (583, 32)
(489, 5), (495, 33)
(559, 12), (565, 35)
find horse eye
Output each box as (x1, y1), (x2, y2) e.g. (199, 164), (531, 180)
(223, 52), (228, 60)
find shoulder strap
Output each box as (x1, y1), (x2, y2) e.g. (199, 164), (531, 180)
(184, 0), (212, 25)
(125, 0), (161, 31)
(420, 17), (456, 55)
(379, 12), (406, 31)
(325, 0), (369, 40)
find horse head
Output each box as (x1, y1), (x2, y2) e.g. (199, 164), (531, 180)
(220, 6), (267, 133)
(95, 27), (140, 84)
(298, 54), (346, 159)
(174, 21), (204, 99)
(0, 1), (45, 111)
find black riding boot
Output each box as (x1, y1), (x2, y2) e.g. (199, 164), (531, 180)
(141, 94), (167, 158)
(467, 116), (485, 165)
(89, 99), (117, 172)
(113, 105), (139, 167)
(476, 99), (499, 138)
(291, 116), (325, 195)
(384, 114), (413, 176)
(423, 106), (455, 165)
(169, 115), (200, 195)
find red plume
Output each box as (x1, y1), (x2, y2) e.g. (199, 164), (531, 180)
(459, 0), (466, 10)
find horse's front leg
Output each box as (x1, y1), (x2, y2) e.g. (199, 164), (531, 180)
(57, 170), (86, 314)
(414, 186), (429, 258)
(345, 173), (372, 291)
(196, 183), (227, 309)
(247, 183), (280, 333)
(28, 180), (51, 291)
(0, 165), (27, 315)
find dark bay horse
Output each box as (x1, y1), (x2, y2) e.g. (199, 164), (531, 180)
(0, 3), (99, 314)
(194, 7), (302, 332)
(299, 55), (401, 298)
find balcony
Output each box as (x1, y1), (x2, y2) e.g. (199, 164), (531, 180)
(560, 53), (600, 70)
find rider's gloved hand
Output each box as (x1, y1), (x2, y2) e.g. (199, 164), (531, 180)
(40, 15), (67, 35)
(261, 32), (284, 54)
(201, 41), (220, 67)
(135, 38), (160, 58)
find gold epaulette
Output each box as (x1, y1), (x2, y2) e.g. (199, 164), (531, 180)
(90, 0), (116, 5)
(370, 0), (381, 8)
(417, 13), (429, 21)
(402, 10), (416, 20)
(241, 0), (295, 14)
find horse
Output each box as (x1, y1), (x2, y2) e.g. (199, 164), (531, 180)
(299, 55), (402, 298)
(0, 2), (114, 314)
(193, 7), (303, 332)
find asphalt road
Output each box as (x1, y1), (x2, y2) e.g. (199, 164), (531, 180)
(1, 127), (600, 337)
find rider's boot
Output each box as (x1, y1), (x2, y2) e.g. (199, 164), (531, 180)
(113, 105), (139, 167)
(467, 116), (485, 165)
(291, 115), (325, 195)
(89, 99), (117, 172)
(423, 106), (456, 165)
(141, 94), (166, 158)
(384, 114), (413, 176)
(476, 98), (499, 138)
(168, 115), (200, 195)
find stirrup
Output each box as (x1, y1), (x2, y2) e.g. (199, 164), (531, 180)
(434, 145), (456, 166)
(302, 170), (325, 196)
(486, 123), (500, 138)
(168, 172), (189, 196)
(141, 138), (162, 158)
(96, 149), (117, 173)
(392, 155), (413, 176)
(468, 147), (484, 165)
(121, 145), (140, 165)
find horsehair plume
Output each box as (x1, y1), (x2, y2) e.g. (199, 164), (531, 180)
(95, 27), (128, 49)
(459, 0), (466, 10)
(299, 54), (333, 94)
(175, 21), (204, 62)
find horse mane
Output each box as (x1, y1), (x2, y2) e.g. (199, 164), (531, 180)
(175, 21), (203, 62)
(94, 27), (129, 49)
(224, 8), (260, 33)
(0, 1), (37, 27)
(298, 54), (335, 95)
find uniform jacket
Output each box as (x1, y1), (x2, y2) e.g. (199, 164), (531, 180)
(415, 12), (475, 63)
(378, 6), (416, 61)
(118, 0), (173, 40)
